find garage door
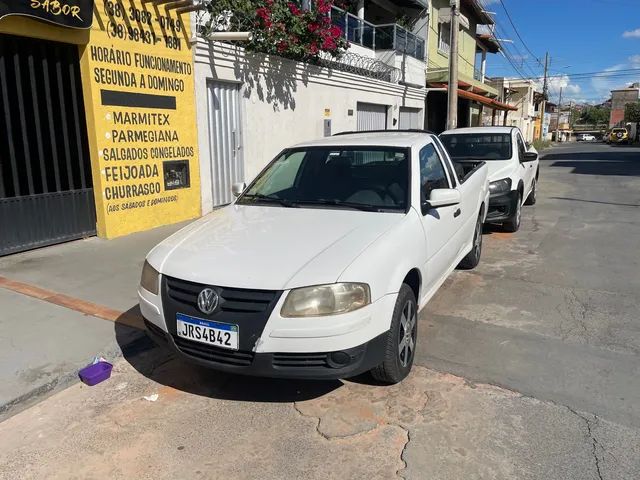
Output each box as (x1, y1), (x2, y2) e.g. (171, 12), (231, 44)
(399, 107), (423, 130)
(0, 34), (96, 256)
(357, 102), (387, 131)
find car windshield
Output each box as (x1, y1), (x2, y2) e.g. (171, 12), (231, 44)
(440, 133), (512, 160)
(237, 147), (409, 212)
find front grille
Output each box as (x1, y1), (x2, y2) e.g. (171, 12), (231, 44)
(173, 336), (255, 366)
(272, 352), (330, 368)
(165, 276), (277, 313)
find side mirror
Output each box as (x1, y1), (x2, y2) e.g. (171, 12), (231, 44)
(521, 151), (538, 162)
(425, 188), (461, 209)
(231, 182), (246, 198)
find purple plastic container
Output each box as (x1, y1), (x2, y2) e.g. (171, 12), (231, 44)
(78, 361), (113, 386)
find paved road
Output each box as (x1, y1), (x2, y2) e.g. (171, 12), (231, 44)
(420, 143), (640, 428)
(0, 143), (639, 479)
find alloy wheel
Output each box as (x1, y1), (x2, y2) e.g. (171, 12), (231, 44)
(398, 300), (417, 367)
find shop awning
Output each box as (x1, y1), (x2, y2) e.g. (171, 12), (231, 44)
(457, 89), (518, 111)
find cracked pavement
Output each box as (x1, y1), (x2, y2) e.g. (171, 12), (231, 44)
(1, 144), (640, 479)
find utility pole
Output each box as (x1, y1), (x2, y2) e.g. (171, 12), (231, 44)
(555, 87), (563, 142)
(446, 0), (460, 130)
(538, 52), (549, 141)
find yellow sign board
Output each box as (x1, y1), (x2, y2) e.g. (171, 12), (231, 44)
(80, 0), (200, 238)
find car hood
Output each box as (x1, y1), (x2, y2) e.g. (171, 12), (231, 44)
(147, 205), (404, 291)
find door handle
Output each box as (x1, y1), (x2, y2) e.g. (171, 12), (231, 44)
(454, 208), (461, 218)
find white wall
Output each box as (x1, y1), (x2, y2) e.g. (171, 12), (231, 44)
(194, 40), (426, 213)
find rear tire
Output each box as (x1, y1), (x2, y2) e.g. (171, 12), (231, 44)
(524, 178), (537, 205)
(458, 210), (483, 270)
(370, 284), (417, 385)
(503, 192), (522, 232)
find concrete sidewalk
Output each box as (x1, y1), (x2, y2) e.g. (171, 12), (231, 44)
(0, 221), (186, 420)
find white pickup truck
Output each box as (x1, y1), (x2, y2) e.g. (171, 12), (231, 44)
(440, 127), (539, 232)
(138, 131), (489, 384)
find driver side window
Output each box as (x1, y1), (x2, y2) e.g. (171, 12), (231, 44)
(419, 144), (450, 199)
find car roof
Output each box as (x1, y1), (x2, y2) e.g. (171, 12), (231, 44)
(293, 131), (435, 149)
(440, 126), (516, 135)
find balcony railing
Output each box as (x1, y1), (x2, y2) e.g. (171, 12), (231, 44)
(330, 7), (426, 61)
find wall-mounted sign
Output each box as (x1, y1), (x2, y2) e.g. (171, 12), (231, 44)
(80, 0), (200, 238)
(0, 0), (94, 29)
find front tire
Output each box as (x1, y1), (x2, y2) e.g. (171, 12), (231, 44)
(458, 210), (483, 270)
(524, 178), (537, 205)
(371, 284), (417, 384)
(503, 192), (522, 232)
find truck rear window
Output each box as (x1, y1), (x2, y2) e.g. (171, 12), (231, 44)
(440, 133), (512, 160)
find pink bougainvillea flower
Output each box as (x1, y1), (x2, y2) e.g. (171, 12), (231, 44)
(277, 41), (289, 52)
(288, 2), (301, 15)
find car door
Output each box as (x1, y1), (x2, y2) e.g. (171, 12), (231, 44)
(516, 131), (535, 198)
(418, 143), (464, 293)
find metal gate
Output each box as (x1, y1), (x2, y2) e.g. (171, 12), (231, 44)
(399, 107), (422, 130)
(207, 81), (244, 206)
(0, 34), (95, 256)
(357, 102), (387, 131)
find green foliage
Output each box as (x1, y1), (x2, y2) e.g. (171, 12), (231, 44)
(204, 0), (349, 61)
(624, 102), (640, 123)
(576, 106), (610, 126)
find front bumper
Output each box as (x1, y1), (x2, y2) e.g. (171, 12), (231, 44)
(486, 190), (520, 223)
(144, 319), (387, 380)
(138, 275), (396, 380)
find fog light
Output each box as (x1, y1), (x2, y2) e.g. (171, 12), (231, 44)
(328, 351), (351, 367)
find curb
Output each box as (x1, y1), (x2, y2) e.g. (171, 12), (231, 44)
(0, 328), (155, 422)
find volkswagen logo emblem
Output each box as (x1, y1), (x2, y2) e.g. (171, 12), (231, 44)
(197, 288), (219, 314)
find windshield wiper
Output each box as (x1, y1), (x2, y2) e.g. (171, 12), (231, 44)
(295, 199), (383, 212)
(240, 194), (298, 208)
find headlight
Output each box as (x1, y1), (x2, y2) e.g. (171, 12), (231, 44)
(140, 260), (160, 295)
(489, 178), (512, 195)
(281, 283), (371, 317)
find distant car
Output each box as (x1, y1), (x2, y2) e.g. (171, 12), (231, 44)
(578, 134), (596, 142)
(440, 126), (538, 233)
(609, 128), (630, 145)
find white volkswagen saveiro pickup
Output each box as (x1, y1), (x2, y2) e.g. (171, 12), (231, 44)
(440, 127), (539, 232)
(139, 131), (489, 384)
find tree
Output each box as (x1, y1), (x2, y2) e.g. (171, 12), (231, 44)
(625, 102), (640, 123)
(577, 106), (610, 126)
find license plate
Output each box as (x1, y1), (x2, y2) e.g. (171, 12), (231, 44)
(176, 313), (239, 350)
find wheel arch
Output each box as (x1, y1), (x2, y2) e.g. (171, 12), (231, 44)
(402, 268), (421, 304)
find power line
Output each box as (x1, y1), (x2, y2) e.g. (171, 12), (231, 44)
(497, 0), (541, 66)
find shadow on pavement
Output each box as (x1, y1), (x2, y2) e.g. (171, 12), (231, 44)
(114, 306), (343, 403)
(542, 149), (640, 177)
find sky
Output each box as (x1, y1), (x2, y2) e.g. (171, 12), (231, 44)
(479, 0), (640, 104)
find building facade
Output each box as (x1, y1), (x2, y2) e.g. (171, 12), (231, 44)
(488, 78), (539, 142)
(609, 83), (640, 128)
(0, 0), (202, 256)
(194, 0), (429, 213)
(425, 0), (515, 133)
